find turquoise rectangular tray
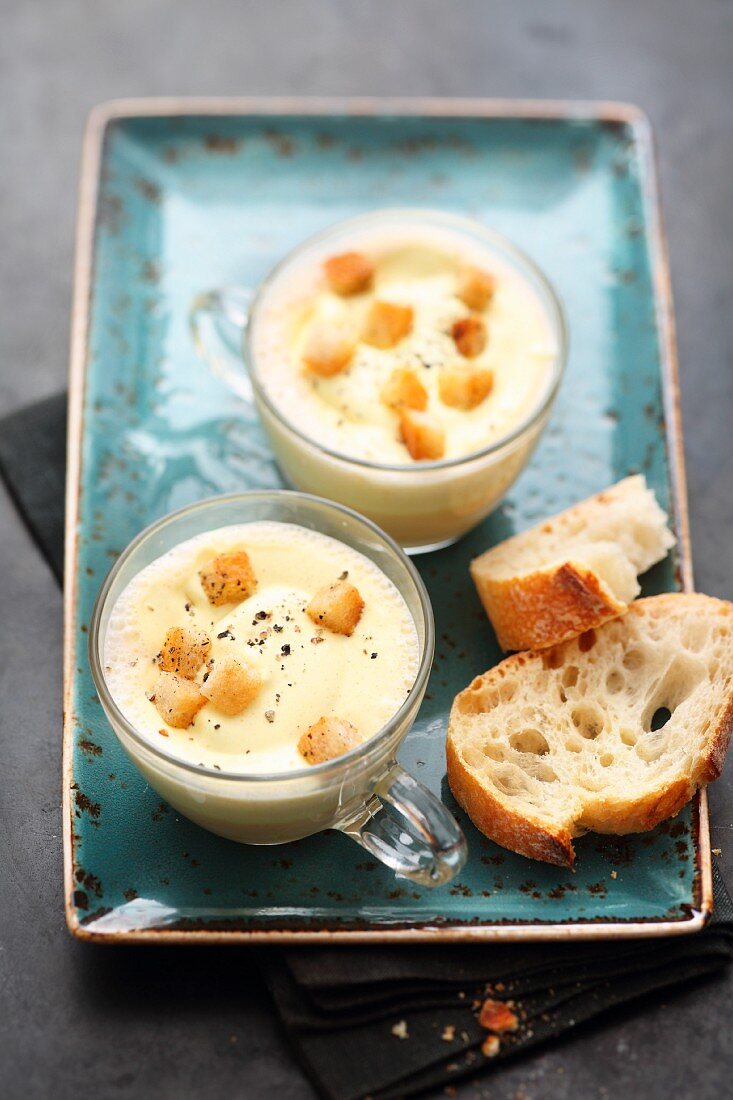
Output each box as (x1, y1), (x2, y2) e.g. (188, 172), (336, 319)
(64, 99), (710, 942)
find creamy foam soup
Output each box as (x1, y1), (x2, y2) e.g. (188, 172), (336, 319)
(104, 522), (419, 774)
(251, 224), (557, 464)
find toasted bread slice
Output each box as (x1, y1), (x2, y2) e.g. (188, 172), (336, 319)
(447, 593), (733, 866)
(471, 476), (674, 651)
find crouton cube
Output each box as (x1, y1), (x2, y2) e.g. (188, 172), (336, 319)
(200, 657), (262, 716)
(438, 364), (494, 410)
(151, 671), (205, 729)
(451, 315), (488, 358)
(306, 580), (364, 636)
(302, 321), (356, 377)
(399, 407), (446, 461)
(156, 627), (211, 680)
(324, 251), (375, 296)
(362, 301), (414, 349)
(456, 266), (496, 312)
(380, 367), (428, 411)
(199, 551), (257, 606)
(298, 717), (361, 765)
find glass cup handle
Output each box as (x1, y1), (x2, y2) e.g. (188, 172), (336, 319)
(338, 763), (467, 888)
(188, 286), (253, 402)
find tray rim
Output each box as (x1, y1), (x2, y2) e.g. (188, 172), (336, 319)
(63, 95), (711, 944)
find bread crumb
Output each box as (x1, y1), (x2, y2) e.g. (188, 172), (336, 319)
(610, 870), (618, 879)
(481, 1034), (501, 1058)
(713, 847), (722, 856)
(441, 1025), (456, 1042)
(391, 1020), (409, 1040)
(478, 998), (519, 1033)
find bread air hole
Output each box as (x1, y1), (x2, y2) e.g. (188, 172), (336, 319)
(543, 648), (564, 670)
(606, 668), (624, 694)
(571, 705), (604, 739)
(509, 729), (550, 756)
(640, 653), (705, 733)
(600, 753), (614, 767)
(620, 728), (638, 747)
(622, 648), (644, 671)
(636, 732), (667, 763)
(682, 622), (708, 652)
(650, 706), (672, 731)
(562, 665), (579, 688)
(490, 768), (532, 799)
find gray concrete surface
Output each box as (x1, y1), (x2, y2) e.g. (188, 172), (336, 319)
(1, 1), (732, 1098)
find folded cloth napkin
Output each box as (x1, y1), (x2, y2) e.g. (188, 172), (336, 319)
(3, 393), (732, 1100)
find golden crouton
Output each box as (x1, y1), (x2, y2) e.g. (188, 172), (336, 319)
(302, 321), (356, 377)
(456, 266), (496, 312)
(362, 301), (414, 349)
(199, 551), (257, 606)
(306, 580), (364, 636)
(380, 367), (428, 412)
(200, 657), (262, 716)
(298, 716), (361, 765)
(399, 407), (446, 461)
(451, 315), (488, 358)
(157, 627), (211, 680)
(324, 251), (375, 296)
(438, 364), (494, 410)
(151, 671), (205, 729)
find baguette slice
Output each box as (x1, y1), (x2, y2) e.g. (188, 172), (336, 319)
(447, 594), (733, 866)
(471, 475), (675, 651)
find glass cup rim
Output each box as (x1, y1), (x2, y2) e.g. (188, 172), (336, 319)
(88, 489), (435, 785)
(244, 207), (568, 472)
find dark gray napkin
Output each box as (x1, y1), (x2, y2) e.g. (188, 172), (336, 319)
(3, 392), (732, 1100)
(0, 392), (67, 583)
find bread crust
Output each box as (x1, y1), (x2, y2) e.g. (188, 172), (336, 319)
(470, 559), (627, 652)
(698, 692), (733, 784)
(447, 593), (733, 865)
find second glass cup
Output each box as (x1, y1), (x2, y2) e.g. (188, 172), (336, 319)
(190, 209), (567, 552)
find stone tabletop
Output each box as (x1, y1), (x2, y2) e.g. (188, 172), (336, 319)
(1, 2), (732, 1097)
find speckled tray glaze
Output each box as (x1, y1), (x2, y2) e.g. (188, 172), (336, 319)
(63, 98), (711, 942)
